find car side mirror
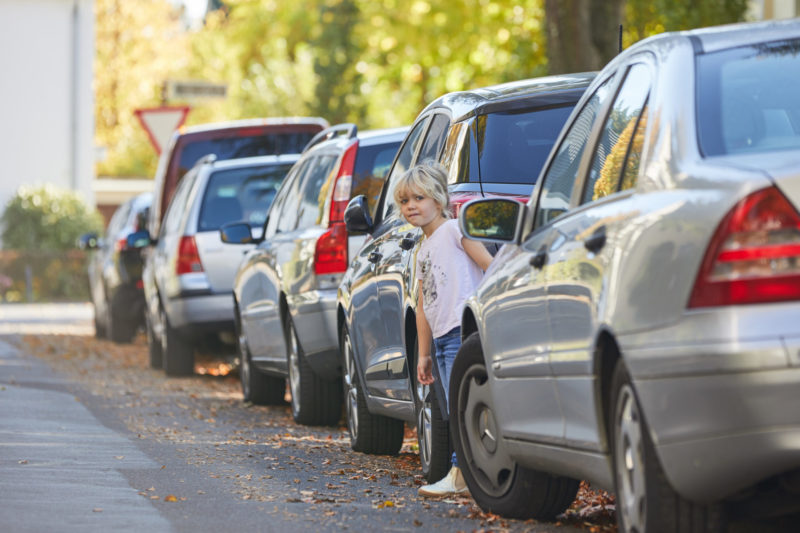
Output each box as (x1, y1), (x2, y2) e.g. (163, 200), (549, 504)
(344, 195), (374, 234)
(459, 198), (524, 244)
(126, 230), (152, 249)
(78, 232), (99, 250)
(220, 222), (255, 244)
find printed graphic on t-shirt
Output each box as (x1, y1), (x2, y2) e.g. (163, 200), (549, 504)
(420, 253), (447, 308)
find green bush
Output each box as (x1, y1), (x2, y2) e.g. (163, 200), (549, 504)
(0, 250), (90, 302)
(1, 184), (104, 251)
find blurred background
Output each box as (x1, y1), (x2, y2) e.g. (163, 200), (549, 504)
(0, 0), (794, 302)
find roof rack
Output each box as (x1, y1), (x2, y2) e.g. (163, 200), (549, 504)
(302, 123), (358, 154)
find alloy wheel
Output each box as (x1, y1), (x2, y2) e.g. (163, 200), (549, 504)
(415, 381), (432, 469)
(287, 322), (301, 418)
(614, 383), (647, 533)
(342, 331), (359, 440)
(238, 328), (251, 400)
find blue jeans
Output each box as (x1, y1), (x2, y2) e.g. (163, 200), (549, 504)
(434, 326), (461, 468)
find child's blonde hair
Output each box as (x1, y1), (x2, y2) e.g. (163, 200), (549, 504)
(393, 162), (451, 220)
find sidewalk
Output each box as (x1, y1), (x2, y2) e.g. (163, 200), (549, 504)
(0, 302), (94, 335)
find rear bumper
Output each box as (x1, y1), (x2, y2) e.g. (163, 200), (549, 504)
(165, 291), (235, 332)
(289, 288), (339, 379)
(623, 331), (800, 503)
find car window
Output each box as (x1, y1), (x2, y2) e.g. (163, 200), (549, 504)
(106, 202), (131, 240)
(583, 63), (651, 204)
(379, 119), (428, 221)
(351, 140), (402, 220)
(161, 172), (197, 238)
(417, 113), (450, 163)
(297, 155), (337, 229)
(440, 121), (470, 185)
(197, 162), (294, 232)
(534, 77), (614, 228)
(264, 176), (291, 238)
(276, 160), (312, 233)
(477, 105), (576, 185)
(697, 37), (800, 156)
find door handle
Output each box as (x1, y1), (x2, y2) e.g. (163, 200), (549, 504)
(368, 251), (382, 264)
(529, 246), (547, 269)
(584, 225), (607, 254)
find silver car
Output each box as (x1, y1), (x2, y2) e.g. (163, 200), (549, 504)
(453, 19), (800, 531)
(141, 154), (299, 376)
(224, 125), (406, 426)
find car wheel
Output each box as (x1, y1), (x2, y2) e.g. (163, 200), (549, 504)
(239, 318), (285, 405)
(341, 324), (403, 454)
(160, 307), (194, 377)
(610, 360), (725, 533)
(451, 333), (579, 519)
(285, 315), (341, 426)
(414, 342), (451, 482)
(146, 311), (163, 369)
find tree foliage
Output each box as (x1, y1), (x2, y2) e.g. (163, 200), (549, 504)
(1, 185), (104, 251)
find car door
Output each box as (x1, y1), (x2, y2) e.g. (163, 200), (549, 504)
(242, 160), (309, 370)
(488, 74), (617, 444)
(545, 60), (652, 449)
(349, 119), (428, 400)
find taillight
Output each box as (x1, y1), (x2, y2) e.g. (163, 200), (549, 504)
(315, 223), (348, 275)
(688, 186), (800, 307)
(176, 236), (204, 275)
(329, 141), (358, 223)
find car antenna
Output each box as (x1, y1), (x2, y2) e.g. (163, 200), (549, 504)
(618, 24), (623, 53)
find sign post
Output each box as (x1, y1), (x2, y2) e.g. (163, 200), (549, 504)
(133, 106), (191, 155)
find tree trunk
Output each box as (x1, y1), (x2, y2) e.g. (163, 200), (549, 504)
(545, 0), (626, 75)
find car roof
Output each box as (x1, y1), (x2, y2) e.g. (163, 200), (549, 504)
(305, 125), (409, 154)
(176, 117), (329, 137)
(419, 72), (597, 122)
(195, 154), (302, 173)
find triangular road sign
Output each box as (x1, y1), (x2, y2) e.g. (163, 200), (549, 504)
(134, 106), (191, 155)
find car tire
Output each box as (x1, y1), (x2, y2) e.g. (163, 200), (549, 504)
(161, 309), (194, 377)
(414, 342), (451, 482)
(610, 360), (725, 533)
(285, 315), (341, 426)
(146, 312), (163, 369)
(451, 332), (579, 519)
(341, 324), (404, 455)
(239, 318), (285, 405)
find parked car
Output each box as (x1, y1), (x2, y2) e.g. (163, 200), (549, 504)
(80, 192), (152, 343)
(452, 19), (800, 530)
(222, 124), (407, 426)
(337, 73), (595, 481)
(138, 154), (300, 376)
(147, 117), (328, 240)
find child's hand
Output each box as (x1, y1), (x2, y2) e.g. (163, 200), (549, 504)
(417, 355), (435, 385)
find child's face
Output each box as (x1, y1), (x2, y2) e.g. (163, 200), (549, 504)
(397, 188), (442, 229)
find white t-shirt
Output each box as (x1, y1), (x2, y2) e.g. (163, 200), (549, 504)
(416, 219), (484, 338)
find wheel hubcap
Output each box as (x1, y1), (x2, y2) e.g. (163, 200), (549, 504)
(342, 333), (358, 440)
(287, 324), (301, 417)
(159, 308), (168, 356)
(615, 384), (647, 533)
(459, 363), (514, 497)
(416, 382), (432, 469)
(239, 330), (250, 399)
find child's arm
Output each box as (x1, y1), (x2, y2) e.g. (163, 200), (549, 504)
(416, 290), (435, 385)
(462, 238), (494, 272)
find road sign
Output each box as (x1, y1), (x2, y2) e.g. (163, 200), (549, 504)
(165, 79), (227, 100)
(133, 106), (191, 155)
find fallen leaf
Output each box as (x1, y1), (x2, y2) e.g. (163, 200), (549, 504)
(164, 494), (178, 502)
(115, 456), (124, 460)
(92, 508), (103, 513)
(18, 460), (28, 465)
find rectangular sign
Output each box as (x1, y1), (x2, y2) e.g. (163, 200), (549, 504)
(165, 80), (227, 100)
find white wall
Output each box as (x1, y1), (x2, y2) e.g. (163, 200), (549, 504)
(0, 0), (95, 236)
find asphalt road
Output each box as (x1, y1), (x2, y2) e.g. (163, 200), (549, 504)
(0, 307), (599, 533)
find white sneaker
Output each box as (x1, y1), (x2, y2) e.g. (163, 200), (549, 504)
(418, 466), (469, 497)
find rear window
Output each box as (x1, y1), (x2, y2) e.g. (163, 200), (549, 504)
(197, 163), (295, 231)
(697, 38), (800, 156)
(351, 140), (402, 219)
(476, 105), (575, 184)
(179, 131), (316, 177)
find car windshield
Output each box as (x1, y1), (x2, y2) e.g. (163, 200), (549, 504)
(477, 105), (575, 184)
(179, 131), (316, 177)
(697, 38), (800, 156)
(197, 163), (295, 231)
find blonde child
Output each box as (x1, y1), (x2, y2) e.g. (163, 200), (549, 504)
(393, 163), (492, 497)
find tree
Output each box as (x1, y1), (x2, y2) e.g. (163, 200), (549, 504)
(545, 0), (626, 74)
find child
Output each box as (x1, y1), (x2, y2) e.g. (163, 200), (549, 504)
(393, 162), (493, 497)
